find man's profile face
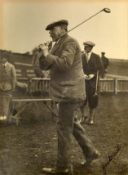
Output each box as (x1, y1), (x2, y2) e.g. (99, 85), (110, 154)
(49, 26), (64, 41)
(0, 58), (7, 64)
(84, 45), (93, 53)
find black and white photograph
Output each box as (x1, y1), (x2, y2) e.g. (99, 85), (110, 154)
(0, 0), (128, 175)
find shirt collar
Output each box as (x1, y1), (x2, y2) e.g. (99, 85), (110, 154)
(84, 51), (92, 57)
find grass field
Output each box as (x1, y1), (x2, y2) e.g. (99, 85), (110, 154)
(0, 93), (128, 175)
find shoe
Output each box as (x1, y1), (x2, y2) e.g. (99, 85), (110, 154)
(42, 167), (73, 174)
(81, 150), (100, 166)
(85, 119), (94, 125)
(88, 120), (94, 125)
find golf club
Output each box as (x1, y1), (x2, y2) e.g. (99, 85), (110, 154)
(35, 8), (111, 52)
(68, 8), (111, 33)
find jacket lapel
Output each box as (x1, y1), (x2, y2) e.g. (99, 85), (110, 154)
(82, 53), (88, 65)
(50, 41), (60, 54)
(87, 53), (93, 64)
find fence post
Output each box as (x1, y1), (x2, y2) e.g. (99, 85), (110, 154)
(114, 78), (118, 95)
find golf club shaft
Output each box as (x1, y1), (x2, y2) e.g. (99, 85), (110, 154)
(36, 8), (110, 50)
(68, 9), (103, 33)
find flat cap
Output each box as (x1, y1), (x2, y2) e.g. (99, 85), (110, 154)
(45, 19), (68, 30)
(83, 41), (95, 47)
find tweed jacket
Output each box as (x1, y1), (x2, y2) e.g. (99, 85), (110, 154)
(0, 62), (16, 91)
(39, 34), (85, 102)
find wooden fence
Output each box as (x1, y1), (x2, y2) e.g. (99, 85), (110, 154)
(100, 78), (128, 94)
(23, 77), (128, 95)
(15, 66), (128, 95)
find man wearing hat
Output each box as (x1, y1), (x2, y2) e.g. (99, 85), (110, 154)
(81, 41), (103, 125)
(0, 55), (16, 121)
(101, 52), (109, 75)
(33, 20), (100, 174)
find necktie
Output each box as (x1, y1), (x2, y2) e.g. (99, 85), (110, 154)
(86, 53), (89, 62)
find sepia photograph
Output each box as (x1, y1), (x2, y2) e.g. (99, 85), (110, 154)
(0, 0), (128, 175)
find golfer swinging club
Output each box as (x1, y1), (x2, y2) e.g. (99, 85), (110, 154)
(32, 8), (111, 175)
(33, 19), (100, 174)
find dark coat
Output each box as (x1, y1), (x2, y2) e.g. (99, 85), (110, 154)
(81, 52), (103, 77)
(81, 52), (103, 108)
(39, 34), (85, 102)
(101, 55), (109, 69)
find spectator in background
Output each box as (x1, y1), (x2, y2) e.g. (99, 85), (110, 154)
(32, 42), (52, 78)
(32, 48), (45, 78)
(81, 41), (104, 125)
(0, 56), (16, 121)
(101, 52), (109, 76)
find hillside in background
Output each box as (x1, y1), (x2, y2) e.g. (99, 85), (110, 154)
(0, 50), (32, 64)
(0, 49), (128, 77)
(108, 58), (128, 76)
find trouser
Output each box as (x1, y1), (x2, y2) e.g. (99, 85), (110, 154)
(57, 101), (97, 169)
(86, 80), (99, 109)
(0, 92), (12, 117)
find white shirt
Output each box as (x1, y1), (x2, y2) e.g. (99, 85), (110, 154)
(49, 39), (60, 53)
(84, 51), (92, 62)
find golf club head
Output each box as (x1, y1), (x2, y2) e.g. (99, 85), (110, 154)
(103, 8), (111, 13)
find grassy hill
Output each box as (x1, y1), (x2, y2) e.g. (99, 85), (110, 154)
(108, 59), (128, 76)
(0, 49), (128, 77)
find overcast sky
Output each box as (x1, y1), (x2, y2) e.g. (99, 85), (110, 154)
(1, 0), (128, 59)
